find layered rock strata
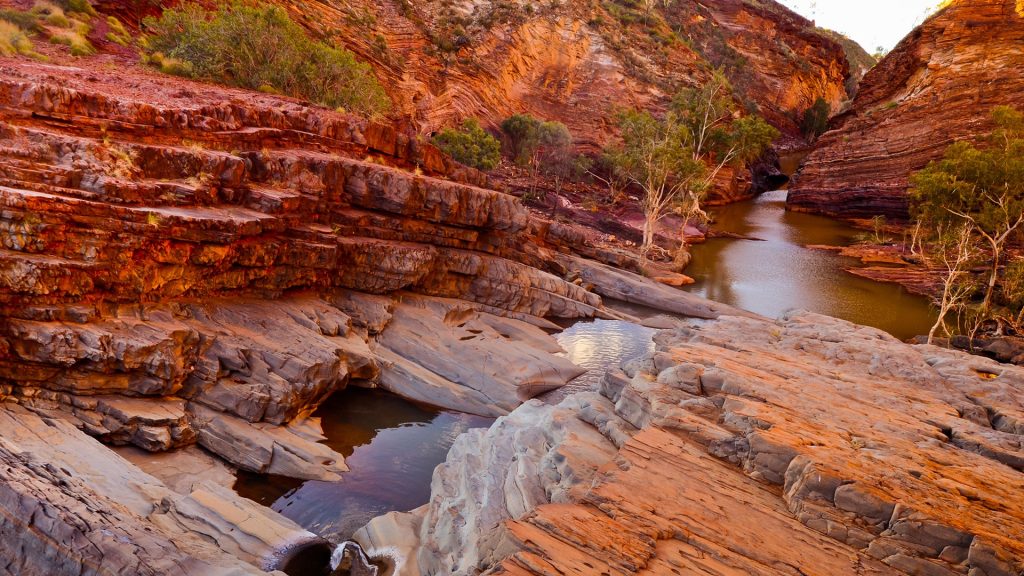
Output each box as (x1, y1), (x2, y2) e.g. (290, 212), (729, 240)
(788, 0), (1024, 218)
(357, 311), (1024, 576)
(0, 58), (601, 444)
(0, 55), (753, 574)
(164, 0), (858, 141)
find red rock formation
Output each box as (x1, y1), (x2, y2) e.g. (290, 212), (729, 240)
(0, 53), (754, 575)
(788, 0), (1024, 219)
(224, 0), (858, 143)
(0, 55), (741, 459)
(358, 311), (1024, 576)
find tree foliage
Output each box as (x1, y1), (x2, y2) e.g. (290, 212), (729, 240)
(605, 71), (777, 266)
(501, 113), (542, 165)
(910, 106), (1024, 311)
(433, 118), (502, 171)
(144, 2), (391, 116)
(501, 114), (586, 176)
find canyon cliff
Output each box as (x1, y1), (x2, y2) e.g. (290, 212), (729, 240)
(105, 0), (859, 144)
(0, 2), (1022, 576)
(0, 53), (741, 574)
(788, 0), (1024, 219)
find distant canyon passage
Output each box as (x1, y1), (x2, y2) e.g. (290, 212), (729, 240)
(789, 0), (1024, 218)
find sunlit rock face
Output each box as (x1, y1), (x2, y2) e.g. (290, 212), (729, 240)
(357, 311), (1024, 576)
(0, 55), (615, 575)
(146, 0), (857, 143)
(789, 0), (1024, 219)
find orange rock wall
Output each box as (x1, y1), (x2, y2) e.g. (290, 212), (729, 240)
(788, 0), (1024, 219)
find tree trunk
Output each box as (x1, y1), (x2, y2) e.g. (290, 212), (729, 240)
(983, 243), (1000, 312)
(674, 224), (691, 271)
(641, 216), (654, 271)
(927, 314), (942, 345)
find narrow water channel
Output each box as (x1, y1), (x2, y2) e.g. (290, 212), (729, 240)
(685, 190), (936, 340)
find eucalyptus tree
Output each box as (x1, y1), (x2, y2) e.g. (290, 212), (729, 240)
(606, 72), (777, 268)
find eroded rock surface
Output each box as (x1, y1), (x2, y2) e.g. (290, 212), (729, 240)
(357, 311), (1024, 575)
(247, 0), (856, 141)
(789, 0), (1024, 218)
(0, 58), (618, 453)
(0, 403), (323, 575)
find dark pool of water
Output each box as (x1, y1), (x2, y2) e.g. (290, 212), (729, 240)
(684, 190), (936, 340)
(233, 388), (493, 542)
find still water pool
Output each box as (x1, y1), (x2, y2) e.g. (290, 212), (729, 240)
(685, 190), (935, 340)
(233, 388), (492, 542)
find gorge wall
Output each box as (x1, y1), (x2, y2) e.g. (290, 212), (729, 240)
(0, 52), (745, 574)
(788, 0), (1024, 219)
(159, 0), (861, 143)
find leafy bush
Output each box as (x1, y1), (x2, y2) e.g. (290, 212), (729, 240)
(32, 2), (70, 27)
(57, 0), (95, 16)
(49, 26), (93, 55)
(144, 51), (194, 76)
(433, 118), (501, 170)
(501, 113), (542, 165)
(143, 2), (390, 116)
(0, 8), (40, 31)
(106, 15), (130, 45)
(500, 113), (586, 179)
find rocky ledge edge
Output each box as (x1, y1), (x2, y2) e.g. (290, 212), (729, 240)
(356, 310), (1024, 576)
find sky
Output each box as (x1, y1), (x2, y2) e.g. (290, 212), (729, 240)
(777, 0), (943, 53)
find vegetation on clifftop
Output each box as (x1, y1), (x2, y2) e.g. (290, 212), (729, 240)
(143, 2), (391, 116)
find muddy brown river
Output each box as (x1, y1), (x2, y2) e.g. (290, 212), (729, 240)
(685, 190), (935, 340)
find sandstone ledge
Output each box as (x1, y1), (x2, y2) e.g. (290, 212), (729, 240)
(357, 311), (1024, 576)
(0, 403), (327, 575)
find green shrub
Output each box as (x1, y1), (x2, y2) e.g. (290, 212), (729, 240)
(433, 118), (501, 171)
(57, 0), (95, 16)
(800, 97), (830, 139)
(501, 113), (542, 164)
(0, 8), (39, 31)
(160, 57), (193, 76)
(49, 27), (93, 55)
(143, 2), (390, 116)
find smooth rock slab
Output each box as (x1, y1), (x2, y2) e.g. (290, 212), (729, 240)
(374, 295), (585, 417)
(0, 403), (319, 575)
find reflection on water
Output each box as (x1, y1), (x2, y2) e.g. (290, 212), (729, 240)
(685, 190), (935, 340)
(233, 388), (492, 542)
(546, 319), (657, 402)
